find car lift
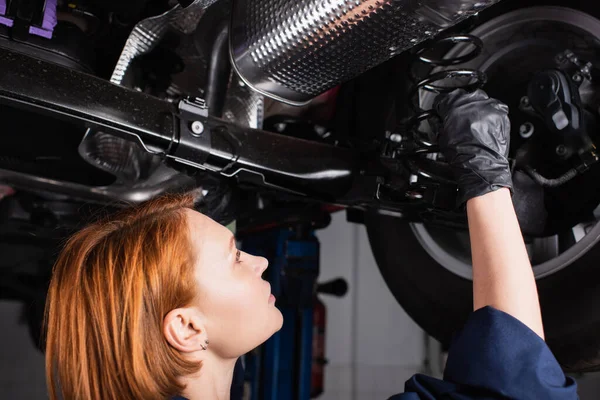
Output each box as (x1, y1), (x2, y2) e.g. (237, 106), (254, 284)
(240, 217), (347, 400)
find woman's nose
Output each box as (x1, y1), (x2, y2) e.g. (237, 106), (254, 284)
(254, 256), (269, 275)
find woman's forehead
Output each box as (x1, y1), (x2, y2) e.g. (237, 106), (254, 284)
(184, 209), (231, 251)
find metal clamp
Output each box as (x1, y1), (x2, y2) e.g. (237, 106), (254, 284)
(171, 97), (212, 169)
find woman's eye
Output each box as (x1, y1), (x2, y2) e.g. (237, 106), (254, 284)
(236, 250), (241, 263)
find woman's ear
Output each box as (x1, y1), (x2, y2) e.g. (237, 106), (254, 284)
(163, 307), (208, 353)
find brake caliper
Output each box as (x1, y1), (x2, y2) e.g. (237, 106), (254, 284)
(523, 50), (600, 177)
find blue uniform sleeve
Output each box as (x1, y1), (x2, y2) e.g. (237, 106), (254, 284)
(389, 306), (578, 400)
(444, 306), (578, 399)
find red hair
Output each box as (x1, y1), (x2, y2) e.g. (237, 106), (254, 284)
(44, 192), (201, 400)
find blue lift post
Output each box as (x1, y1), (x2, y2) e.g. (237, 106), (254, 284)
(242, 226), (320, 400)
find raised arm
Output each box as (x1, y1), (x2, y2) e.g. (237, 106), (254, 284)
(467, 189), (544, 339)
(435, 89), (544, 339)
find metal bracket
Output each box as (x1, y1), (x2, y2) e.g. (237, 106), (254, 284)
(171, 97), (213, 169)
(0, 45), (465, 215)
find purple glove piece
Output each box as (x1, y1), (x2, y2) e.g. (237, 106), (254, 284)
(0, 0), (57, 39)
(0, 0), (14, 28)
(29, 0), (58, 39)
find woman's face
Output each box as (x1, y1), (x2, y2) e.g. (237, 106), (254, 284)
(185, 209), (283, 358)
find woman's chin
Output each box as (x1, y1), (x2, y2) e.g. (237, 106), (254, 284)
(273, 308), (284, 332)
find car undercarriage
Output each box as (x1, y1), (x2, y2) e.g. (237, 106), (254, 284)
(3, 0), (600, 373)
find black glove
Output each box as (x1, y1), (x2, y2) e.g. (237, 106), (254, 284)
(434, 88), (513, 206)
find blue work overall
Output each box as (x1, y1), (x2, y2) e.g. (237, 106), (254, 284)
(174, 307), (578, 400)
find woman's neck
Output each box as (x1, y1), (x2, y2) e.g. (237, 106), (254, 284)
(179, 353), (238, 400)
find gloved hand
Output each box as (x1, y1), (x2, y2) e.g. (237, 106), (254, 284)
(434, 88), (513, 206)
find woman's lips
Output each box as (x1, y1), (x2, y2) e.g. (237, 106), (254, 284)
(269, 294), (276, 304)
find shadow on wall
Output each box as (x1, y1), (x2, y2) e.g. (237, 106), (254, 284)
(0, 301), (47, 399)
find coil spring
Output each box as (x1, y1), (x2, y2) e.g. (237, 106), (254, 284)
(407, 34), (488, 151)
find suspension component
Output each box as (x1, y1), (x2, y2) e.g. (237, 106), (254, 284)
(376, 34), (489, 208)
(389, 34), (488, 156)
(408, 34), (487, 149)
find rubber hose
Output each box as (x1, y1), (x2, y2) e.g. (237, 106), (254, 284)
(522, 166), (579, 188)
(205, 22), (230, 118)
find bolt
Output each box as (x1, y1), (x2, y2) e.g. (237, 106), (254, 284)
(406, 191), (424, 200)
(390, 133), (403, 143)
(520, 96), (530, 108)
(519, 122), (535, 139)
(190, 121), (204, 135)
(556, 145), (568, 157)
(573, 74), (583, 83)
(314, 125), (327, 136)
(274, 122), (287, 132)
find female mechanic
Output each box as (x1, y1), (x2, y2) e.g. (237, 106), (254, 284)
(44, 89), (579, 400)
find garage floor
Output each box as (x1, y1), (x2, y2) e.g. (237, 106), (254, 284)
(1, 212), (600, 399)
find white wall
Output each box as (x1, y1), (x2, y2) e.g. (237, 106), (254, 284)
(316, 212), (425, 400)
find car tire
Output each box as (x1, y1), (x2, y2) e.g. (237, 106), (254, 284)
(365, 212), (600, 372)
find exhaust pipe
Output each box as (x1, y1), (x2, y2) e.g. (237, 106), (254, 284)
(230, 0), (501, 105)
